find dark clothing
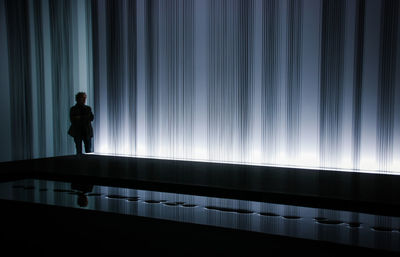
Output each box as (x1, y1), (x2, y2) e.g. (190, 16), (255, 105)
(74, 136), (92, 154)
(68, 104), (94, 138)
(68, 104), (94, 154)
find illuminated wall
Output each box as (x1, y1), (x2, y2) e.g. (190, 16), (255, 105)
(1, 0), (400, 173)
(0, 0), (94, 161)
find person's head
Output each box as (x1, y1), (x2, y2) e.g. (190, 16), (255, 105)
(75, 92), (87, 105)
(77, 193), (89, 207)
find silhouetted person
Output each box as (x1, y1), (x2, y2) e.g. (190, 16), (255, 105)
(68, 92), (94, 155)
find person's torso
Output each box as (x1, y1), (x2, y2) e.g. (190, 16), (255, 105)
(72, 104), (91, 116)
(72, 105), (92, 128)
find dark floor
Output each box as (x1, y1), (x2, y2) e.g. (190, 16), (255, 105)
(4, 199), (398, 257)
(1, 154), (400, 256)
(1, 154), (399, 216)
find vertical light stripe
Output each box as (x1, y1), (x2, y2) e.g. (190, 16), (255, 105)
(352, 0), (366, 169)
(0, 0), (12, 162)
(319, 0), (346, 168)
(376, 0), (399, 171)
(49, 0), (75, 155)
(5, 0), (33, 160)
(286, 0), (303, 159)
(262, 0), (280, 163)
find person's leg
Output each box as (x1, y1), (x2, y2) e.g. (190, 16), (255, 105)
(83, 137), (92, 153)
(74, 137), (83, 155)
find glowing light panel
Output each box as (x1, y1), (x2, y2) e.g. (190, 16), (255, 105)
(1, 0), (400, 174)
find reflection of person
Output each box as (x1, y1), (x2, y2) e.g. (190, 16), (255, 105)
(71, 183), (93, 207)
(77, 193), (88, 207)
(68, 92), (94, 155)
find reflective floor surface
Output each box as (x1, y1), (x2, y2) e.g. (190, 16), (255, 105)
(1, 179), (399, 253)
(2, 155), (400, 218)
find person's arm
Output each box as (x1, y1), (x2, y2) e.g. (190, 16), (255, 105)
(81, 106), (93, 123)
(70, 107), (81, 123)
(89, 107), (94, 122)
(70, 108), (74, 122)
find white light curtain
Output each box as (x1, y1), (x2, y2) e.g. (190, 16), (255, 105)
(1, 0), (400, 174)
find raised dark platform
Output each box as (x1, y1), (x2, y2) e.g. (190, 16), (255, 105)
(1, 155), (400, 256)
(1, 154), (400, 217)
